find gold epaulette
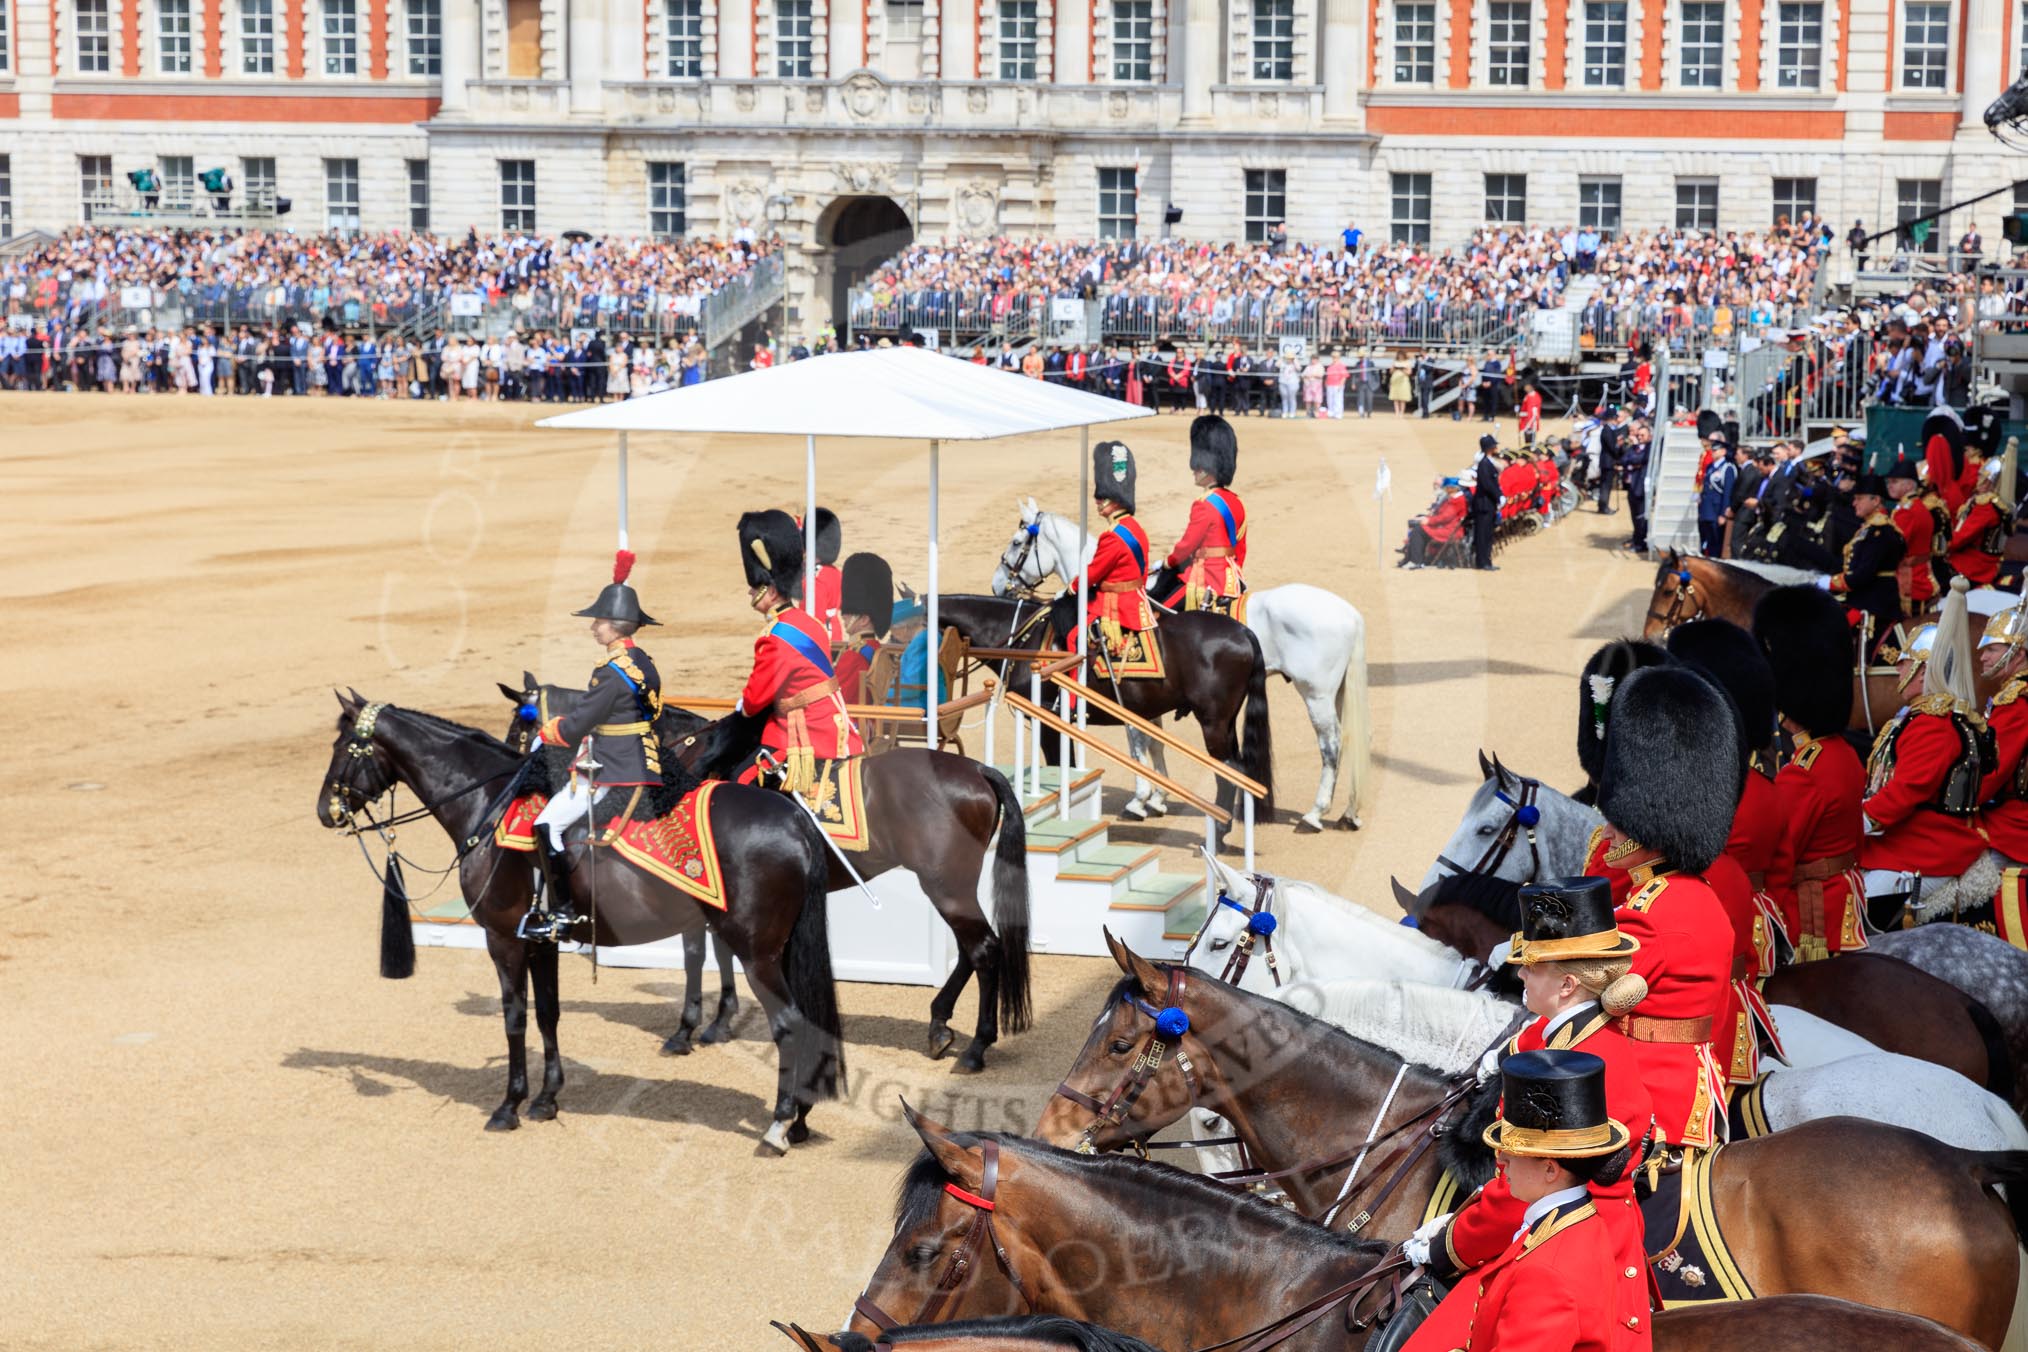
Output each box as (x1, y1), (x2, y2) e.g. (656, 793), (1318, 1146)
(1626, 877), (1668, 913)
(1868, 510), (1896, 528)
(1993, 678), (2028, 710)
(1793, 739), (1823, 771)
(1910, 692), (1958, 716)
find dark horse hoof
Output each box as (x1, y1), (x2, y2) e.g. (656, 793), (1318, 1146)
(1294, 816), (1324, 835)
(661, 1031), (695, 1056)
(788, 1118), (812, 1145)
(951, 1051), (988, 1076)
(485, 1107), (520, 1132)
(697, 1019), (736, 1046)
(927, 1023), (956, 1061)
(526, 1100), (558, 1122)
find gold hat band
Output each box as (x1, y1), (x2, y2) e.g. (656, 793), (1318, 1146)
(1483, 1116), (1632, 1158)
(1506, 930), (1639, 964)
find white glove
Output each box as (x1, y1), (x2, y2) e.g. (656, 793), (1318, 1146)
(1815, 575), (1832, 591)
(1402, 1212), (1452, 1266)
(1475, 1043), (1503, 1085)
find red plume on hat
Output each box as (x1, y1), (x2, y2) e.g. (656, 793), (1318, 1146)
(613, 549), (637, 584)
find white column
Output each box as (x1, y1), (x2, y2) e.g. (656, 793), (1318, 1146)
(1179, 0), (1219, 123)
(1962, 0), (2002, 127)
(1320, 0), (1361, 122)
(568, 0), (603, 111)
(439, 0), (481, 110)
(616, 432), (631, 549)
(805, 436), (819, 617)
(607, 0), (646, 77)
(927, 440), (942, 746)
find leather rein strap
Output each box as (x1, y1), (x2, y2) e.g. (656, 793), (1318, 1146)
(852, 1139), (1029, 1332)
(1181, 873), (1283, 989)
(1647, 567), (1699, 631)
(1435, 776), (1542, 885)
(1052, 967), (1201, 1152)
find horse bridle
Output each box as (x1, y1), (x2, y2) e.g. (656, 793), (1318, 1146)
(1435, 776), (1544, 885)
(1647, 567), (1700, 632)
(1051, 967), (1202, 1155)
(1183, 875), (1282, 988)
(1000, 519), (1043, 592)
(851, 1138), (1032, 1332)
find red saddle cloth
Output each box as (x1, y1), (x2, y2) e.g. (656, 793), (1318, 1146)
(495, 784), (729, 911)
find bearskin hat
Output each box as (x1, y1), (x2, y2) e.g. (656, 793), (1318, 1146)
(738, 509), (805, 599)
(1598, 666), (1740, 874)
(1753, 585), (1854, 737)
(1577, 639), (1671, 789)
(814, 507), (842, 566)
(1094, 440), (1137, 514)
(1696, 409), (1723, 443)
(1189, 415), (1238, 487)
(1665, 619), (1776, 772)
(840, 552), (894, 638)
(1922, 406), (1968, 489)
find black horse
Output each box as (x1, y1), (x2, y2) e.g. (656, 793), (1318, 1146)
(501, 678), (1032, 1074)
(315, 691), (843, 1152)
(934, 593), (1273, 839)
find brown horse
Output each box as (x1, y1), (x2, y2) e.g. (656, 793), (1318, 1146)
(503, 679), (1032, 1074)
(934, 592), (1273, 837)
(316, 693), (844, 1151)
(847, 1108), (2003, 1352)
(1033, 938), (2027, 1348)
(773, 1317), (1163, 1352)
(1414, 893), (2014, 1107)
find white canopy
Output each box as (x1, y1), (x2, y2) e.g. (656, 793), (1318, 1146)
(535, 345), (1155, 440)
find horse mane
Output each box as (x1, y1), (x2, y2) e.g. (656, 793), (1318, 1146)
(1283, 878), (1468, 966)
(895, 1129), (1383, 1260)
(385, 704), (521, 757)
(841, 1316), (1164, 1352)
(1435, 1077), (1502, 1193)
(682, 708), (768, 782)
(1714, 558), (1823, 587)
(1421, 869), (1523, 928)
(1299, 980), (1522, 1077)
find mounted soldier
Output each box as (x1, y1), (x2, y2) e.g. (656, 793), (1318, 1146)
(1862, 578), (1993, 930)
(832, 551), (893, 706)
(1083, 440), (1157, 668)
(1924, 406), (1980, 521)
(1755, 585), (1867, 962)
(735, 509), (864, 795)
(1157, 414), (1247, 616)
(1890, 455), (1948, 616)
(1947, 456), (2010, 589)
(1406, 878), (1655, 1285)
(1824, 472), (1905, 661)
(1978, 599), (2028, 949)
(1400, 1050), (1652, 1352)
(523, 551), (664, 943)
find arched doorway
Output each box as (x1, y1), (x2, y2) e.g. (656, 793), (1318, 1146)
(819, 196), (913, 340)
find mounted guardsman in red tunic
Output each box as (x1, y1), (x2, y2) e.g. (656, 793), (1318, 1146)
(734, 509), (864, 796)
(1977, 603), (2028, 949)
(522, 550), (665, 943)
(809, 506), (846, 646)
(1755, 585), (1868, 962)
(1891, 455), (1948, 615)
(1085, 439), (1160, 674)
(1925, 405), (1982, 523)
(1664, 620), (1789, 1084)
(1948, 457), (2012, 589)
(1400, 1050), (1653, 1352)
(832, 551), (893, 706)
(1859, 579), (1993, 933)
(1409, 878), (1656, 1284)
(1159, 414), (1248, 617)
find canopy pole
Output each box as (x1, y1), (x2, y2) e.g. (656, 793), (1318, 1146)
(804, 434), (818, 616)
(1077, 429), (1090, 742)
(616, 432), (630, 550)
(927, 439), (941, 747)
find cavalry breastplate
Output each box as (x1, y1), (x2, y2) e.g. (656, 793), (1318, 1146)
(1867, 702), (1991, 817)
(1926, 501), (1951, 559)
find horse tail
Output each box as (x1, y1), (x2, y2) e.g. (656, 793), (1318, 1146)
(1966, 995), (2018, 1111)
(1338, 607), (1370, 828)
(379, 855), (416, 980)
(981, 765), (1033, 1035)
(783, 815), (845, 1101)
(1965, 1150), (2028, 1241)
(1238, 626), (1276, 820)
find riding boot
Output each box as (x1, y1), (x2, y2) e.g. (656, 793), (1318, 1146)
(521, 833), (582, 943)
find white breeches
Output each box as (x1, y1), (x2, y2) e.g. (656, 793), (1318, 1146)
(534, 780), (606, 850)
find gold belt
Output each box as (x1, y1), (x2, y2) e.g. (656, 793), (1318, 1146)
(1614, 1014), (1714, 1044)
(595, 721), (652, 735)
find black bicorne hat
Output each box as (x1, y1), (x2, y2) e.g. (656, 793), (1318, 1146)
(1597, 665), (1740, 874)
(574, 549), (659, 626)
(1094, 440), (1137, 514)
(814, 507), (842, 566)
(738, 509), (805, 599)
(1576, 638), (1670, 788)
(1482, 1050), (1631, 1158)
(1665, 619), (1777, 773)
(1850, 472), (1888, 499)
(1886, 455), (1921, 483)
(1753, 585), (1854, 737)
(1189, 415), (1238, 487)
(840, 551), (894, 638)
(1508, 877), (1638, 965)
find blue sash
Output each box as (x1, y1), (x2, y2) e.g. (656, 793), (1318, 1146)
(604, 656), (654, 720)
(1205, 491), (1240, 547)
(770, 620), (837, 678)
(1112, 523), (1148, 575)
(858, 642), (878, 664)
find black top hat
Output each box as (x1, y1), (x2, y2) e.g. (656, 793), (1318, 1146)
(1482, 1050), (1632, 1159)
(840, 552), (894, 638)
(1094, 441), (1137, 514)
(1508, 877), (1638, 965)
(574, 549), (659, 626)
(738, 509), (805, 599)
(1852, 473), (1890, 499)
(1189, 415), (1238, 487)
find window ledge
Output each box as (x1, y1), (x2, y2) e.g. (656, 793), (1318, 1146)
(54, 75), (438, 94)
(1365, 86), (1837, 108)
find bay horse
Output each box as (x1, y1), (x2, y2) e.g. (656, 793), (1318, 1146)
(849, 1108), (2001, 1352)
(932, 589), (1273, 840)
(1401, 752), (2021, 1106)
(1033, 938), (2028, 1349)
(774, 1318), (1163, 1352)
(994, 500), (1363, 831)
(315, 692), (843, 1152)
(502, 679), (1031, 1074)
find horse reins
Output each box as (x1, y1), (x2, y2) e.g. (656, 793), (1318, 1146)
(852, 1139), (1032, 1332)
(1051, 967), (1203, 1156)
(1435, 776), (1544, 886)
(1182, 874), (1283, 988)
(1647, 567), (1700, 632)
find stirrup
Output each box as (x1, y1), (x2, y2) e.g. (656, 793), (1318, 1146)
(517, 906), (580, 943)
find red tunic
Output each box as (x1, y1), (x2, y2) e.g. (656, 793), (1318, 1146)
(1441, 1009), (1655, 1275)
(1518, 389), (1543, 436)
(1405, 1194), (1652, 1352)
(1861, 704), (1988, 875)
(1089, 514), (1155, 631)
(1612, 867), (1732, 1149)
(832, 638), (879, 707)
(1162, 487), (1247, 608)
(1772, 735), (1868, 956)
(1422, 493), (1469, 545)
(1948, 495), (2006, 586)
(812, 563), (844, 645)
(1982, 679), (2028, 861)
(1892, 494), (1940, 608)
(737, 605), (864, 762)
(1499, 462), (1538, 519)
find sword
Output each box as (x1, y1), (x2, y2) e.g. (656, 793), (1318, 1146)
(574, 737), (602, 983)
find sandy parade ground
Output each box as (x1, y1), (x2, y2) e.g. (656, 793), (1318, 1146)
(2, 388), (1660, 1348)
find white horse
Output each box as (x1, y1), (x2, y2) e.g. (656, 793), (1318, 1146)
(991, 500), (1371, 832)
(1405, 751), (1600, 907)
